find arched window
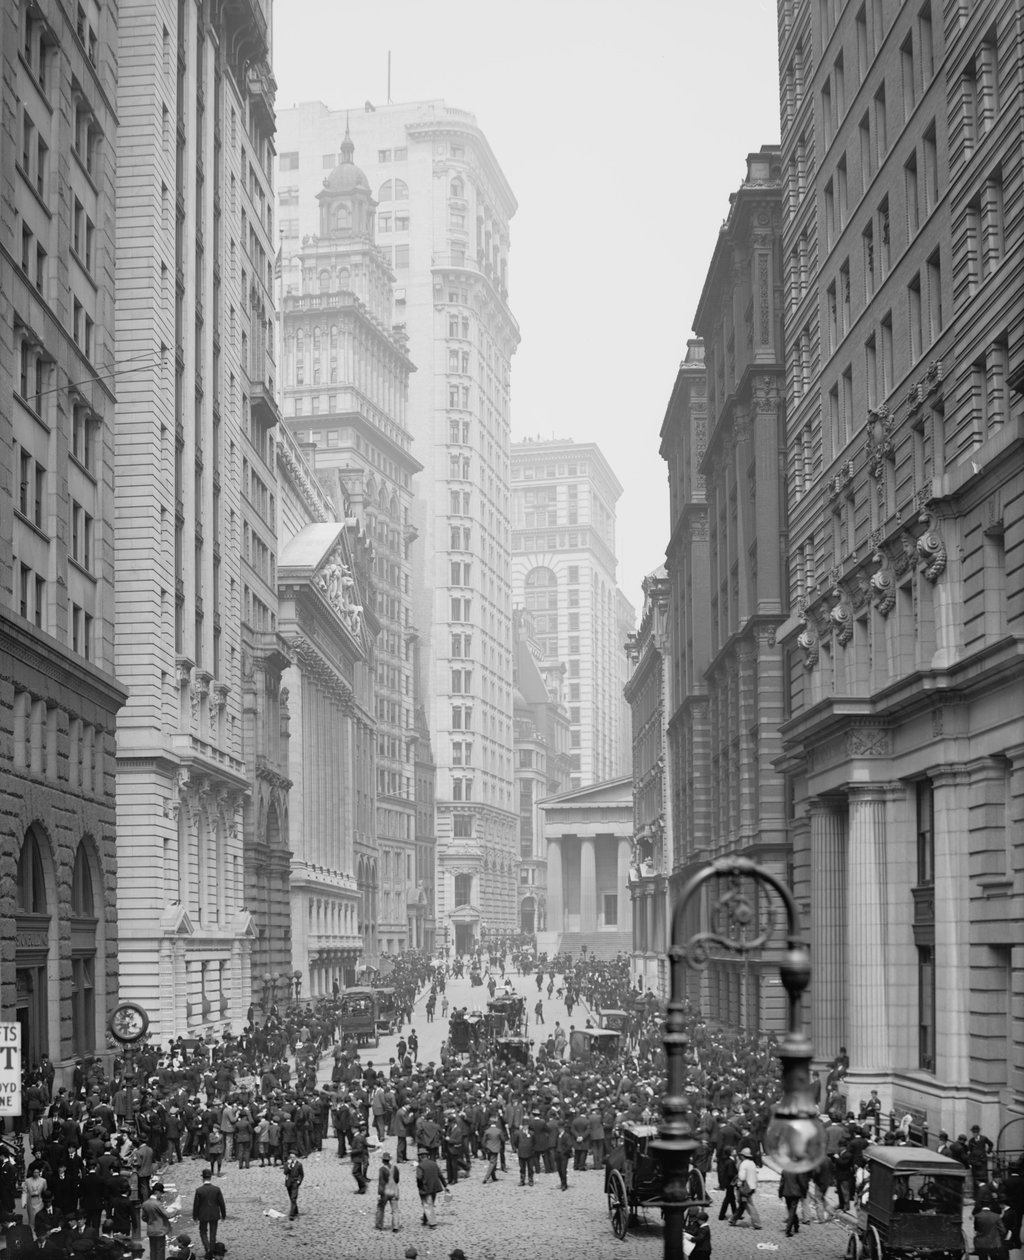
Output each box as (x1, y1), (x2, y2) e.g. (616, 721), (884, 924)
(333, 202), (352, 232)
(378, 180), (393, 201)
(71, 842), (94, 915)
(318, 270), (330, 292)
(450, 178), (464, 199)
(70, 840), (98, 1056)
(394, 179), (408, 201)
(16, 829), (48, 913)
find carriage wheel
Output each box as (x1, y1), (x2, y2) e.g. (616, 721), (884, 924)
(845, 1232), (859, 1260)
(866, 1225), (883, 1260)
(609, 1169), (629, 1239)
(686, 1167), (708, 1205)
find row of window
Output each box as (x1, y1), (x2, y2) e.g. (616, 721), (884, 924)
(12, 690), (103, 792)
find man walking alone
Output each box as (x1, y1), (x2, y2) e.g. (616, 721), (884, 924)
(191, 1168), (227, 1260)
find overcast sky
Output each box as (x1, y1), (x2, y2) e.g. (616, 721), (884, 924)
(273, 0), (781, 613)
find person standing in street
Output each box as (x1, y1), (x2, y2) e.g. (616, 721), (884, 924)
(729, 1146), (762, 1229)
(375, 1152), (401, 1233)
(780, 1168), (809, 1236)
(415, 1150), (448, 1229)
(141, 1181), (172, 1260)
(554, 1117), (573, 1191)
(191, 1168), (227, 1260)
(350, 1124), (370, 1194)
(284, 1151), (304, 1219)
(481, 1117), (503, 1184)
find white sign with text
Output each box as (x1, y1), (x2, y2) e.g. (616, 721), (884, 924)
(0, 1024), (22, 1116)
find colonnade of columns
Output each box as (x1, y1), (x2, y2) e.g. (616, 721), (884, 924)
(545, 833), (632, 934)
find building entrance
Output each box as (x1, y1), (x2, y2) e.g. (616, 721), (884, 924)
(454, 923), (474, 955)
(15, 965), (48, 1065)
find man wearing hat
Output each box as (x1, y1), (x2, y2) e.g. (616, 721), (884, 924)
(191, 1168), (227, 1260)
(375, 1152), (401, 1232)
(449, 1251), (467, 1260)
(729, 1147), (762, 1229)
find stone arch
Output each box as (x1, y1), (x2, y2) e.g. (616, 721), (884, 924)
(14, 822), (60, 1064)
(70, 835), (108, 1057)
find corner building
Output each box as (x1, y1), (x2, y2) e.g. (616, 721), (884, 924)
(114, 0), (284, 1034)
(276, 100), (520, 951)
(1, 0), (126, 1068)
(776, 0), (1024, 1134)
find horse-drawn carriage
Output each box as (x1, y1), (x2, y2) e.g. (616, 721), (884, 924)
(487, 993), (525, 1033)
(339, 986), (379, 1048)
(844, 1145), (969, 1260)
(373, 986), (398, 1036)
(495, 1036), (531, 1066)
(569, 1027), (621, 1063)
(605, 1121), (708, 1240)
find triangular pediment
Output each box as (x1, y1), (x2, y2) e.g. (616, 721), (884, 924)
(539, 774), (633, 810)
(161, 902), (195, 936)
(279, 523), (367, 644)
(449, 902), (480, 923)
(232, 909), (257, 938)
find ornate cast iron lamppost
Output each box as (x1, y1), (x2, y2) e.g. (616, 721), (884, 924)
(651, 857), (826, 1260)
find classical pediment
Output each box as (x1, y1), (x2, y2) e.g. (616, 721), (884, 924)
(539, 774), (633, 810)
(161, 902), (195, 936)
(279, 523), (366, 644)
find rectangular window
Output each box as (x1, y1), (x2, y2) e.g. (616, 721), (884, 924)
(918, 945), (935, 1071)
(901, 33), (917, 121)
(603, 894), (618, 927)
(922, 124), (938, 215)
(881, 311), (893, 395)
(862, 220), (875, 299)
(918, 2), (934, 86)
(909, 272), (923, 363)
(926, 249), (942, 343)
(874, 83), (887, 165)
(905, 151), (920, 238)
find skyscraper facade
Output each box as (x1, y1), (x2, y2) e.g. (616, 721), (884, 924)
(113, 0), (281, 1034)
(276, 100), (520, 950)
(1, 0), (126, 1066)
(511, 438), (634, 789)
(280, 127), (424, 957)
(776, 0), (1023, 1133)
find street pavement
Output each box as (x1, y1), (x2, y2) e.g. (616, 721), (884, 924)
(152, 967), (854, 1260)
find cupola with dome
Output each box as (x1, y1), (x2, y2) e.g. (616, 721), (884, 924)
(317, 121), (375, 240)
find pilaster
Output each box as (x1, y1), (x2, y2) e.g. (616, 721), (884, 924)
(846, 784), (891, 1072)
(810, 798), (847, 1059)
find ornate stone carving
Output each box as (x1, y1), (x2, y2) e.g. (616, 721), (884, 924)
(797, 617), (819, 669)
(916, 510), (947, 583)
(758, 253), (771, 345)
(932, 708), (944, 737)
(830, 586), (853, 646)
(828, 460), (855, 501)
(316, 547), (364, 636)
(213, 682), (230, 710)
(865, 405), (896, 479)
(906, 381), (924, 416)
(849, 726), (891, 757)
(732, 415), (752, 445)
(893, 531), (918, 576)
(924, 359), (943, 394)
(869, 551), (896, 617)
(176, 657), (194, 688)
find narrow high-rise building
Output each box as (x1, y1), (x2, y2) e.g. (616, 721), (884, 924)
(277, 100), (520, 951)
(510, 438), (635, 789)
(114, 0), (282, 1034)
(1, 0), (126, 1066)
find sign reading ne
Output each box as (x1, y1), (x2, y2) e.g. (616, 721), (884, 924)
(0, 1024), (22, 1116)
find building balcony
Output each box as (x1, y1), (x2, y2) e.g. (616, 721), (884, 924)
(249, 375), (280, 427)
(246, 61), (276, 136)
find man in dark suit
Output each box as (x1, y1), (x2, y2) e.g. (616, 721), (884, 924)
(191, 1168), (226, 1260)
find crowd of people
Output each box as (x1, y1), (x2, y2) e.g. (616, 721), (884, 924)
(3, 945), (1022, 1260)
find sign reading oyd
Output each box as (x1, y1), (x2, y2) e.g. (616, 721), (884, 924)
(0, 1024), (22, 1116)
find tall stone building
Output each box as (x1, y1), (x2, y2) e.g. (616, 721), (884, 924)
(511, 438), (635, 789)
(775, 0), (1023, 1134)
(624, 570), (671, 997)
(659, 341), (710, 1007)
(276, 423), (373, 993)
(113, 0), (282, 1034)
(1, 0), (126, 1067)
(277, 100), (520, 949)
(280, 126), (423, 958)
(691, 147), (790, 1034)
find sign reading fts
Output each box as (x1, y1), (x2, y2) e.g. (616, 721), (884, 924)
(0, 1024), (22, 1116)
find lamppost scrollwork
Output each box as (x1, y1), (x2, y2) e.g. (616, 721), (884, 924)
(652, 857), (825, 1260)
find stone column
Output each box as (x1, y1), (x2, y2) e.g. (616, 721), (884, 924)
(846, 785), (890, 1072)
(810, 799), (847, 1059)
(617, 837), (632, 935)
(580, 837), (597, 933)
(931, 766), (971, 1086)
(546, 837), (563, 932)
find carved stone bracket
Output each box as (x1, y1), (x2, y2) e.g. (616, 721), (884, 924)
(870, 550), (896, 617)
(176, 656), (195, 689)
(893, 531), (918, 576)
(830, 586), (853, 646)
(797, 617), (819, 669)
(916, 509), (947, 582)
(213, 682), (230, 710)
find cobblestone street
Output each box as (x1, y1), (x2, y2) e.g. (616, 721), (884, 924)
(149, 969), (853, 1260)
